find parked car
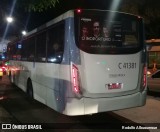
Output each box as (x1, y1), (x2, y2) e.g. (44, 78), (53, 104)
(0, 61), (8, 75)
(0, 67), (3, 80)
(147, 70), (160, 92)
(1, 66), (7, 75)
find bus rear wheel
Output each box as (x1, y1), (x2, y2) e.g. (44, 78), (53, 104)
(27, 79), (33, 99)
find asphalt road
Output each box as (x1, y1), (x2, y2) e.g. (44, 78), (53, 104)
(1, 75), (159, 132)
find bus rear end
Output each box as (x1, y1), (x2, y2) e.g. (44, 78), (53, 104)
(64, 9), (147, 115)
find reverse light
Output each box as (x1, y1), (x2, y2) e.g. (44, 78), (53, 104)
(71, 63), (82, 97)
(0, 68), (2, 72)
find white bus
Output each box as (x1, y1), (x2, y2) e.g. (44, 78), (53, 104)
(7, 9), (147, 116)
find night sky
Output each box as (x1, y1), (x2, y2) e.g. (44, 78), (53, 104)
(26, 0), (114, 30)
(1, 0), (160, 39)
(1, 0), (114, 38)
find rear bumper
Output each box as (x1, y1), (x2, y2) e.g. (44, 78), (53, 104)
(64, 90), (147, 116)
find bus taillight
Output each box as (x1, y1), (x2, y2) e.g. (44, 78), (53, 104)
(71, 64), (81, 97)
(76, 9), (82, 14)
(142, 65), (147, 90)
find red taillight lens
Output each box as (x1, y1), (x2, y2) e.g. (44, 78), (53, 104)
(71, 64), (82, 97)
(2, 66), (6, 70)
(72, 64), (79, 92)
(2, 67), (5, 72)
(142, 65), (147, 91)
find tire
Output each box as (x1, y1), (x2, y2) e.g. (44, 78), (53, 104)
(27, 79), (33, 98)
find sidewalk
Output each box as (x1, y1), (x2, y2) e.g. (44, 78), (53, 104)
(0, 75), (19, 123)
(0, 105), (17, 123)
(113, 96), (160, 131)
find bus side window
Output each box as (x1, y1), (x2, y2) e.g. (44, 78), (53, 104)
(21, 40), (28, 61)
(47, 42), (63, 63)
(36, 32), (47, 62)
(28, 37), (35, 62)
(47, 22), (64, 63)
(10, 44), (17, 60)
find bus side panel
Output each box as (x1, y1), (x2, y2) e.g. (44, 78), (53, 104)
(61, 18), (85, 115)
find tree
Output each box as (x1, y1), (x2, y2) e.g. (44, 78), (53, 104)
(17, 0), (59, 12)
(19, 0), (160, 38)
(1, 0), (160, 39)
(120, 0), (160, 39)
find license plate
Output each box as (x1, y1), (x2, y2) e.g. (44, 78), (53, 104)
(106, 83), (123, 90)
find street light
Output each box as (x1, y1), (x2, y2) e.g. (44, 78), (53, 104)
(6, 16), (27, 36)
(6, 16), (14, 23)
(21, 30), (27, 36)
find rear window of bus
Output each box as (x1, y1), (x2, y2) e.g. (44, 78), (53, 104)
(75, 10), (143, 54)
